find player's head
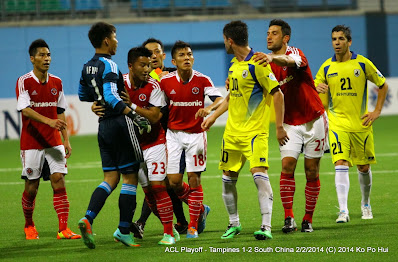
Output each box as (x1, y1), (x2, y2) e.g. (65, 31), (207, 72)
(29, 39), (51, 72)
(88, 22), (118, 55)
(127, 47), (152, 83)
(223, 20), (248, 54)
(171, 40), (194, 71)
(331, 25), (352, 56)
(142, 38), (166, 70)
(267, 19), (291, 52)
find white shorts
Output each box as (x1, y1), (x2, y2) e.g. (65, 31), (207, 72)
(20, 145), (67, 180)
(280, 112), (329, 160)
(138, 144), (167, 187)
(166, 130), (207, 174)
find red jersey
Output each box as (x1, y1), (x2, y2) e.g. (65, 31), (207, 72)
(160, 70), (222, 133)
(16, 71), (67, 150)
(270, 46), (324, 125)
(124, 74), (166, 150)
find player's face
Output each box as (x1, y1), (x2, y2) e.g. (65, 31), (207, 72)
(30, 47), (51, 73)
(332, 31), (352, 56)
(223, 35), (233, 54)
(267, 25), (284, 52)
(129, 56), (151, 83)
(145, 42), (165, 70)
(172, 47), (194, 71)
(105, 32), (118, 55)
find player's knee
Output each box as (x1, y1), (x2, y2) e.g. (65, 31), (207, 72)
(50, 173), (65, 188)
(282, 157), (297, 173)
(357, 165), (370, 173)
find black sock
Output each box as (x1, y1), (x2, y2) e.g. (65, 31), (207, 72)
(168, 188), (187, 225)
(118, 184), (137, 234)
(137, 199), (152, 224)
(86, 182), (112, 224)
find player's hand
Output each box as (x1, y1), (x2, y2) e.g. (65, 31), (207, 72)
(201, 115), (216, 131)
(361, 110), (381, 126)
(225, 77), (230, 91)
(195, 108), (211, 119)
(121, 90), (131, 105)
(91, 101), (105, 117)
(253, 52), (272, 66)
(48, 119), (67, 131)
(64, 140), (72, 159)
(159, 71), (169, 79)
(276, 126), (289, 146)
(316, 83), (329, 94)
(133, 114), (152, 135)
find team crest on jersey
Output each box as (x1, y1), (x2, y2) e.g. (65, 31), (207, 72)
(51, 88), (57, 95)
(139, 94), (147, 101)
(354, 69), (361, 77)
(242, 70), (248, 78)
(26, 168), (33, 175)
(192, 87), (200, 94)
(283, 66), (287, 71)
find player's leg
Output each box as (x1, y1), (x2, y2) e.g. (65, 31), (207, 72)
(172, 150), (189, 234)
(20, 149), (44, 239)
(351, 130), (376, 220)
(329, 129), (351, 223)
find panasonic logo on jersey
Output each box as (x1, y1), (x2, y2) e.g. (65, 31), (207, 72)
(30, 101), (57, 107)
(170, 100), (203, 106)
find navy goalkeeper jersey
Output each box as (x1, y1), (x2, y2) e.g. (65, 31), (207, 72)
(78, 53), (126, 120)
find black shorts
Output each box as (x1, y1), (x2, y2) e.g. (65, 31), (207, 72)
(98, 115), (142, 174)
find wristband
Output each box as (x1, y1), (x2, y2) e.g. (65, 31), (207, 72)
(127, 110), (136, 120)
(131, 103), (137, 111)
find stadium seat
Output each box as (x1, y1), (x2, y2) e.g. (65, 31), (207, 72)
(206, 0), (231, 8)
(40, 0), (66, 11)
(175, 0), (202, 8)
(5, 0), (36, 12)
(74, 0), (103, 11)
(131, 0), (170, 9)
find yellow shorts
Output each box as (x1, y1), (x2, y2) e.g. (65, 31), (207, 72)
(328, 129), (376, 166)
(219, 133), (269, 172)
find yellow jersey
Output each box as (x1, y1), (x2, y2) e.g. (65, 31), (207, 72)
(314, 52), (385, 132)
(225, 50), (279, 137)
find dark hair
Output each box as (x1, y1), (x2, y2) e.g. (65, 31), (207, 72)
(127, 47), (152, 65)
(269, 19), (291, 38)
(332, 25), (352, 41)
(223, 20), (248, 47)
(88, 22), (116, 48)
(142, 38), (164, 51)
(171, 40), (191, 59)
(29, 39), (49, 56)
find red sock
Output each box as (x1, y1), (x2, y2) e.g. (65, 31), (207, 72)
(175, 182), (190, 205)
(53, 188), (69, 231)
(22, 190), (36, 227)
(188, 185), (203, 229)
(152, 185), (174, 235)
(143, 187), (159, 218)
(280, 172), (295, 218)
(303, 175), (321, 223)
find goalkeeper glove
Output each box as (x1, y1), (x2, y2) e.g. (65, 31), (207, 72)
(127, 111), (151, 135)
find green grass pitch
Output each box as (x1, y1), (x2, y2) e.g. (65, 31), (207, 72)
(0, 116), (396, 261)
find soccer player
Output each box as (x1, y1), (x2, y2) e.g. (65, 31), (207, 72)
(77, 22), (148, 249)
(131, 38), (189, 236)
(16, 39), (81, 240)
(253, 19), (328, 233)
(314, 25), (389, 223)
(202, 20), (288, 240)
(161, 40), (223, 238)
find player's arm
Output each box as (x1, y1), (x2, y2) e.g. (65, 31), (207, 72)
(195, 96), (223, 119)
(271, 87), (289, 146)
(135, 106), (162, 124)
(253, 52), (296, 67)
(57, 112), (72, 159)
(21, 107), (67, 131)
(361, 81), (389, 126)
(201, 94), (230, 131)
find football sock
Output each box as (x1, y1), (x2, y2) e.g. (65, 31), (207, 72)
(85, 181), (112, 225)
(358, 168), (372, 206)
(168, 188), (187, 225)
(153, 185), (174, 235)
(222, 175), (239, 226)
(280, 172), (295, 218)
(253, 172), (273, 229)
(143, 187), (159, 218)
(118, 184), (137, 234)
(22, 190), (36, 227)
(303, 175), (321, 223)
(175, 182), (190, 205)
(138, 195), (154, 223)
(188, 185), (203, 229)
(335, 165), (350, 213)
(53, 187), (69, 231)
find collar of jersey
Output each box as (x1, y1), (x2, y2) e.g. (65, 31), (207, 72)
(332, 51), (357, 62)
(94, 53), (112, 59)
(244, 49), (255, 61)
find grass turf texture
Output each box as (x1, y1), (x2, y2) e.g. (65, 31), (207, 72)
(0, 116), (396, 261)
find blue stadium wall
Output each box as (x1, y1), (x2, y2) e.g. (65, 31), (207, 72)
(1, 14), (397, 98)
